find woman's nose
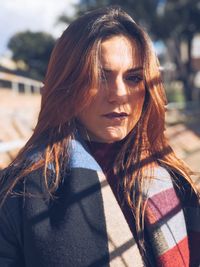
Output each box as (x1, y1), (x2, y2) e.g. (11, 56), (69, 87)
(106, 77), (128, 104)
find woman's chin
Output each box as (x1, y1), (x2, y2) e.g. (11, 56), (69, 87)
(88, 131), (128, 143)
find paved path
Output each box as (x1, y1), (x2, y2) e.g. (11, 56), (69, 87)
(166, 123), (200, 173)
(0, 89), (40, 168)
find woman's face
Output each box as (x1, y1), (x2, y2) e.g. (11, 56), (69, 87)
(77, 35), (146, 143)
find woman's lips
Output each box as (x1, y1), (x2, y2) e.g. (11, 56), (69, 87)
(102, 112), (128, 120)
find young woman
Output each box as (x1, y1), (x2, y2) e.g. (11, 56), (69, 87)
(0, 6), (199, 267)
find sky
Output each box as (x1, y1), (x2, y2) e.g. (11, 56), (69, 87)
(0, 0), (79, 57)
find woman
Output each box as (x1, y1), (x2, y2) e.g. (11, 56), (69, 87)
(0, 6), (199, 267)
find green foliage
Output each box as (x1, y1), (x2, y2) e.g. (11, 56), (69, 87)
(59, 0), (160, 33)
(165, 83), (185, 103)
(155, 0), (200, 39)
(67, 0), (200, 40)
(8, 31), (56, 80)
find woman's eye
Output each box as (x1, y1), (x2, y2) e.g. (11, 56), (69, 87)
(126, 75), (143, 84)
(100, 73), (107, 82)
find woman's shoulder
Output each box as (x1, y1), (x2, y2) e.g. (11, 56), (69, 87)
(0, 152), (49, 209)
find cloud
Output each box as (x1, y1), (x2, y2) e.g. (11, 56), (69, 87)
(0, 0), (78, 56)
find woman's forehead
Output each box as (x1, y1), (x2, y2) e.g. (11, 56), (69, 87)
(99, 35), (142, 70)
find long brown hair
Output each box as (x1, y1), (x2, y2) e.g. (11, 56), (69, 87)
(1, 5), (199, 259)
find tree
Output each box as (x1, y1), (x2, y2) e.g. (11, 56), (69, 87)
(8, 31), (56, 80)
(58, 0), (160, 32)
(58, 0), (200, 102)
(155, 0), (200, 101)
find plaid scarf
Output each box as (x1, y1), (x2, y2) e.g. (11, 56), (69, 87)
(144, 168), (200, 266)
(69, 138), (200, 266)
(84, 139), (200, 267)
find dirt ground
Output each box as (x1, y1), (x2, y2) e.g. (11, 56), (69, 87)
(0, 89), (41, 168)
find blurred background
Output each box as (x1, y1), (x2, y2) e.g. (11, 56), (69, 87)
(0, 0), (200, 171)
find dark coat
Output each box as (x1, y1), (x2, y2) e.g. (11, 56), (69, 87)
(0, 139), (144, 267)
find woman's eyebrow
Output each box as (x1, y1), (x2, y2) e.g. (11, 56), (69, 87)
(101, 68), (112, 73)
(102, 66), (143, 73)
(126, 67), (143, 73)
